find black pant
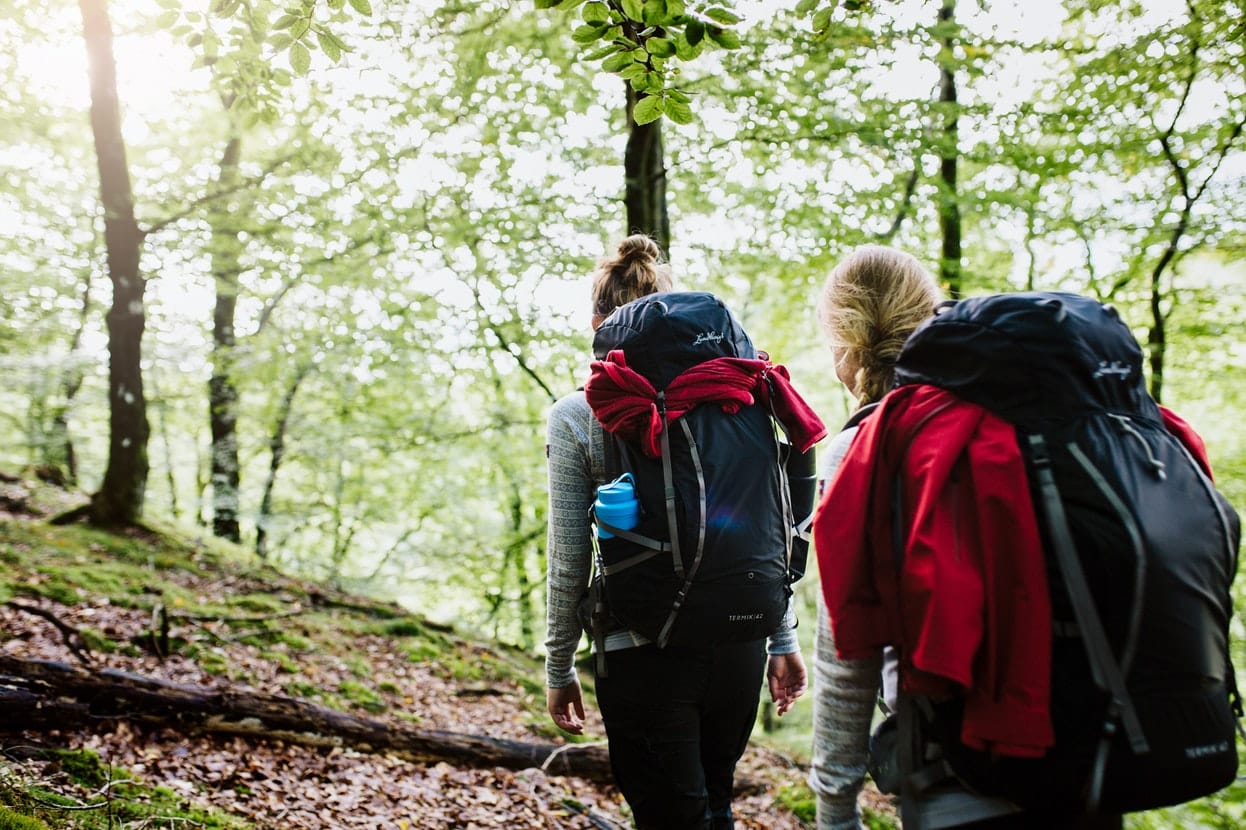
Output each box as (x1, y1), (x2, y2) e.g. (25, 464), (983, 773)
(595, 639), (767, 830)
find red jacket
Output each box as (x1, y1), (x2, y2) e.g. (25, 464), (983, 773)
(815, 384), (1055, 758)
(585, 351), (827, 457)
(815, 386), (1216, 760)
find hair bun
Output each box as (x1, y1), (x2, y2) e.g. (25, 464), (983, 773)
(616, 234), (662, 265)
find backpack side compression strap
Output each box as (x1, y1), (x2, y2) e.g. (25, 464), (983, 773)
(656, 418), (709, 648)
(1027, 434), (1148, 809)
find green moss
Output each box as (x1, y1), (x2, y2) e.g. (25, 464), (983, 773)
(228, 593), (288, 614)
(864, 806), (901, 830)
(44, 749), (108, 789)
(261, 649), (301, 674)
(276, 631), (313, 650)
(434, 654), (484, 682)
(0, 807), (50, 830)
(378, 619), (426, 637)
(285, 679), (321, 699)
(197, 649), (230, 675)
(773, 782), (815, 822)
(17, 579), (82, 605)
(404, 641), (440, 663)
(78, 627), (118, 654)
(338, 679), (387, 713)
(345, 656), (371, 678)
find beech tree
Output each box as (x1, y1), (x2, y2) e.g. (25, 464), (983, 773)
(78, 0), (150, 526)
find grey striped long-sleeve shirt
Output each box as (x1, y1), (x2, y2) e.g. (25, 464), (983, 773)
(544, 390), (798, 689)
(810, 426), (883, 830)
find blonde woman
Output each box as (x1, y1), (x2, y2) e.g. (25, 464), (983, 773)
(810, 245), (942, 829)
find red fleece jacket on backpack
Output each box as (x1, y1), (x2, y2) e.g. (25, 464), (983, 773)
(815, 384), (1055, 758)
(814, 384), (1218, 760)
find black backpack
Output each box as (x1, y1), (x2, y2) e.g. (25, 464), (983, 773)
(881, 291), (1242, 820)
(583, 291), (817, 649)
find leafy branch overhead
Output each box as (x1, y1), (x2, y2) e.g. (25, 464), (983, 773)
(797, 0), (884, 38)
(535, 0), (745, 125)
(268, 0), (371, 75)
(157, 0), (371, 103)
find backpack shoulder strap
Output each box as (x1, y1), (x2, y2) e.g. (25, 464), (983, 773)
(842, 401), (881, 432)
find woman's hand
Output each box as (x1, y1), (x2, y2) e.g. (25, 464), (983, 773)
(547, 680), (586, 734)
(767, 652), (808, 716)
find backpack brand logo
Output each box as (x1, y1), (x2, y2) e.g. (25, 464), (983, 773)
(1185, 741), (1230, 759)
(693, 331), (725, 346)
(1093, 360), (1132, 380)
(727, 613), (765, 622)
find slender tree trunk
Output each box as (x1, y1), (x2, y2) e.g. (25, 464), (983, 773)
(507, 484), (536, 652)
(80, 0), (149, 526)
(935, 0), (962, 297)
(148, 366), (181, 519)
(209, 135), (244, 543)
(256, 364), (310, 560)
(624, 85), (669, 255)
(44, 277), (92, 486)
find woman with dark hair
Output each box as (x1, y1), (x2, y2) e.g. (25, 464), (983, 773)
(544, 235), (807, 829)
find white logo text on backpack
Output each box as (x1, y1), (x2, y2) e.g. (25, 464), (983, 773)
(1093, 360), (1132, 380)
(693, 331), (725, 346)
(1185, 741), (1231, 759)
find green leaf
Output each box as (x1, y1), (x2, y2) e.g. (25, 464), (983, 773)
(641, 70), (663, 92)
(686, 20), (704, 45)
(666, 97), (694, 124)
(707, 26), (741, 48)
(273, 13), (299, 29)
(704, 6), (741, 24)
(582, 1), (610, 24)
(557, 0), (587, 8)
(665, 0), (686, 19)
(289, 41), (311, 74)
(619, 62), (647, 81)
(269, 33), (294, 50)
(582, 44), (620, 61)
(155, 10), (180, 27)
(811, 8), (832, 33)
(317, 30), (342, 62)
(572, 24), (606, 43)
(327, 0), (345, 9)
(534, 0), (561, 7)
(632, 94), (664, 125)
(674, 31), (700, 60)
(641, 0), (668, 26)
(347, 0), (372, 16)
(646, 36), (676, 57)
(666, 87), (690, 103)
(602, 51), (635, 72)
(795, 0), (820, 13)
(621, 0), (643, 20)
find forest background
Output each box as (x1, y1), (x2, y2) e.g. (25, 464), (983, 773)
(1, 0), (1244, 826)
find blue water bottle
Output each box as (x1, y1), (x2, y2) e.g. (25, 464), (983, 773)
(595, 473), (639, 539)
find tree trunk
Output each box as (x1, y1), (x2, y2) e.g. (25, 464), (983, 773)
(43, 277), (92, 486)
(935, 0), (962, 298)
(209, 135), (244, 543)
(624, 85), (669, 256)
(256, 363), (310, 560)
(80, 0), (149, 526)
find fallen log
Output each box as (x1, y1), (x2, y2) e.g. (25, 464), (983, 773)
(0, 654), (611, 783)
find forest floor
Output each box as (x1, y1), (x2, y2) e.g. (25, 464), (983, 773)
(0, 471), (887, 829)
